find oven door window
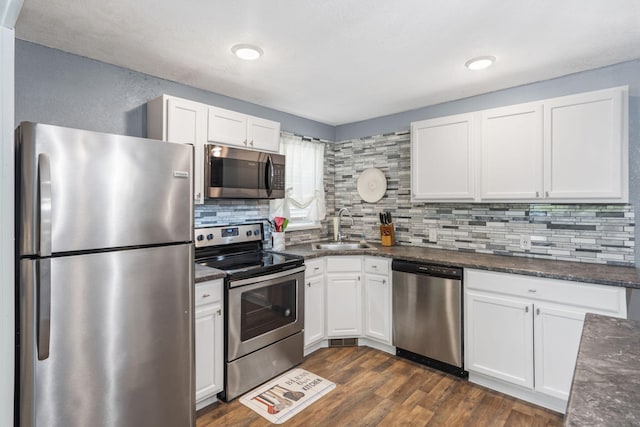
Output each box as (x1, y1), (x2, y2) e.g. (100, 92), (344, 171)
(240, 279), (297, 341)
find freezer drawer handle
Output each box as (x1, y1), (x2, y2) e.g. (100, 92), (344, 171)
(38, 153), (52, 257)
(37, 259), (51, 360)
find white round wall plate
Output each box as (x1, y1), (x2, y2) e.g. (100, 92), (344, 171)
(356, 167), (387, 203)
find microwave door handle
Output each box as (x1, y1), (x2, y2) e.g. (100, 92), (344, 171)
(266, 154), (274, 196)
(38, 153), (52, 257)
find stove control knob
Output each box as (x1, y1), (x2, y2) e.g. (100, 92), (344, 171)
(254, 229), (260, 235)
(246, 230), (252, 236)
(206, 234), (214, 240)
(196, 235), (204, 241)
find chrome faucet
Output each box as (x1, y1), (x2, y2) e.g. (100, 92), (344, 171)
(337, 207), (354, 242)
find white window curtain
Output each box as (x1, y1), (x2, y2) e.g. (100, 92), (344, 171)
(269, 134), (326, 227)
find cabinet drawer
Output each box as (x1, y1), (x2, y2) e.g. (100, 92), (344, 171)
(195, 280), (222, 307)
(364, 257), (390, 275)
(326, 256), (362, 272)
(465, 269), (625, 315)
(305, 258), (325, 277)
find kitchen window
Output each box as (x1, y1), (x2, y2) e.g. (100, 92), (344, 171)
(270, 134), (326, 230)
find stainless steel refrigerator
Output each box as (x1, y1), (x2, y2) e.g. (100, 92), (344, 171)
(15, 122), (195, 427)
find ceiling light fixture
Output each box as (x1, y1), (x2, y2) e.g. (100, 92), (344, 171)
(465, 56), (496, 70)
(231, 44), (263, 61)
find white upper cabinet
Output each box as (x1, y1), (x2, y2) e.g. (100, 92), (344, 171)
(410, 86), (628, 203)
(207, 106), (248, 146)
(147, 95), (207, 204)
(411, 113), (477, 201)
(544, 87), (628, 202)
(247, 116), (281, 152)
(208, 106), (281, 153)
(481, 103), (543, 200)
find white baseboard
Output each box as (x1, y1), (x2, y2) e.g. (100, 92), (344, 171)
(358, 338), (395, 355)
(304, 340), (328, 356)
(196, 394), (219, 411)
(468, 371), (567, 414)
(304, 337), (395, 357)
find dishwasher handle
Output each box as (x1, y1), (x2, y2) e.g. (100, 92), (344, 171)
(392, 259), (462, 280)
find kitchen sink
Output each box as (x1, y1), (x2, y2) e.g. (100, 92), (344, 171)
(311, 241), (377, 251)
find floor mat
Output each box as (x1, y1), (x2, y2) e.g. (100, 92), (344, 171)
(239, 368), (336, 424)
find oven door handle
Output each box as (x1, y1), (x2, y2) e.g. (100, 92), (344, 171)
(229, 266), (306, 288)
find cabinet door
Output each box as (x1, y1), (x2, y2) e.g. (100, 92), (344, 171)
(326, 273), (362, 337)
(544, 87), (627, 201)
(411, 113), (476, 201)
(364, 273), (391, 344)
(195, 302), (223, 402)
(207, 106), (248, 147)
(534, 304), (585, 400)
(247, 117), (281, 152)
(304, 274), (325, 346)
(465, 291), (534, 389)
(166, 97), (207, 204)
(481, 103), (543, 200)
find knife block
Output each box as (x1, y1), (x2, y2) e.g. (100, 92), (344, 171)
(380, 224), (395, 247)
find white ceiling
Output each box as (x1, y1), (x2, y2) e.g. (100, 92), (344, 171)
(14, 0), (640, 126)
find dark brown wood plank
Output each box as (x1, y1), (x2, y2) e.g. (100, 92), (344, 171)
(196, 346), (563, 427)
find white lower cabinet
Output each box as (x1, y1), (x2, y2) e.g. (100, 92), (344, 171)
(326, 271), (362, 337)
(326, 256), (363, 337)
(533, 304), (585, 400)
(194, 279), (223, 409)
(464, 269), (627, 413)
(465, 291), (534, 388)
(304, 258), (325, 348)
(303, 255), (393, 352)
(363, 257), (392, 344)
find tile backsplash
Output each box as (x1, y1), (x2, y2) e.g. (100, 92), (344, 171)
(195, 131), (635, 266)
(331, 132), (635, 266)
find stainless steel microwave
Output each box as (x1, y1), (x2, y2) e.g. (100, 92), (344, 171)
(204, 145), (285, 199)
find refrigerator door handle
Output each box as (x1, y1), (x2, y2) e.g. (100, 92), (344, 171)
(37, 259), (51, 360)
(38, 153), (52, 257)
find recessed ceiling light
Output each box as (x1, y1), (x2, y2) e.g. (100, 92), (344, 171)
(231, 44), (263, 61)
(465, 56), (496, 70)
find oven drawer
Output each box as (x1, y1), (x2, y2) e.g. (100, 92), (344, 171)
(195, 280), (222, 307)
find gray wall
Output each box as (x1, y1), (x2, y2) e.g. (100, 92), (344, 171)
(335, 59), (640, 141)
(14, 40), (335, 141)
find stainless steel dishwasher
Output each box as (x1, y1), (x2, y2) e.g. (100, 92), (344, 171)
(392, 259), (467, 377)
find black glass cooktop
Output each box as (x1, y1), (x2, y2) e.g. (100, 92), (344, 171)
(197, 250), (304, 280)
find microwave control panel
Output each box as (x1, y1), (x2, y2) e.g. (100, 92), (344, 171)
(273, 164), (285, 190)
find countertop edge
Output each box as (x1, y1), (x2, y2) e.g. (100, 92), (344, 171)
(564, 313), (640, 426)
(271, 243), (640, 289)
(194, 264), (226, 283)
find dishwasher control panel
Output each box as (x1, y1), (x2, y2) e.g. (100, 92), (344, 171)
(392, 259), (462, 280)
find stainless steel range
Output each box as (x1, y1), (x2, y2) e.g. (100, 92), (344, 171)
(194, 223), (305, 401)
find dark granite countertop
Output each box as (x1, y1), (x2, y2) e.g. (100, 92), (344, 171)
(194, 263), (226, 283)
(277, 243), (640, 288)
(564, 314), (640, 426)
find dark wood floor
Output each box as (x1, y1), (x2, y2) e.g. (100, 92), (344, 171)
(197, 346), (563, 426)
